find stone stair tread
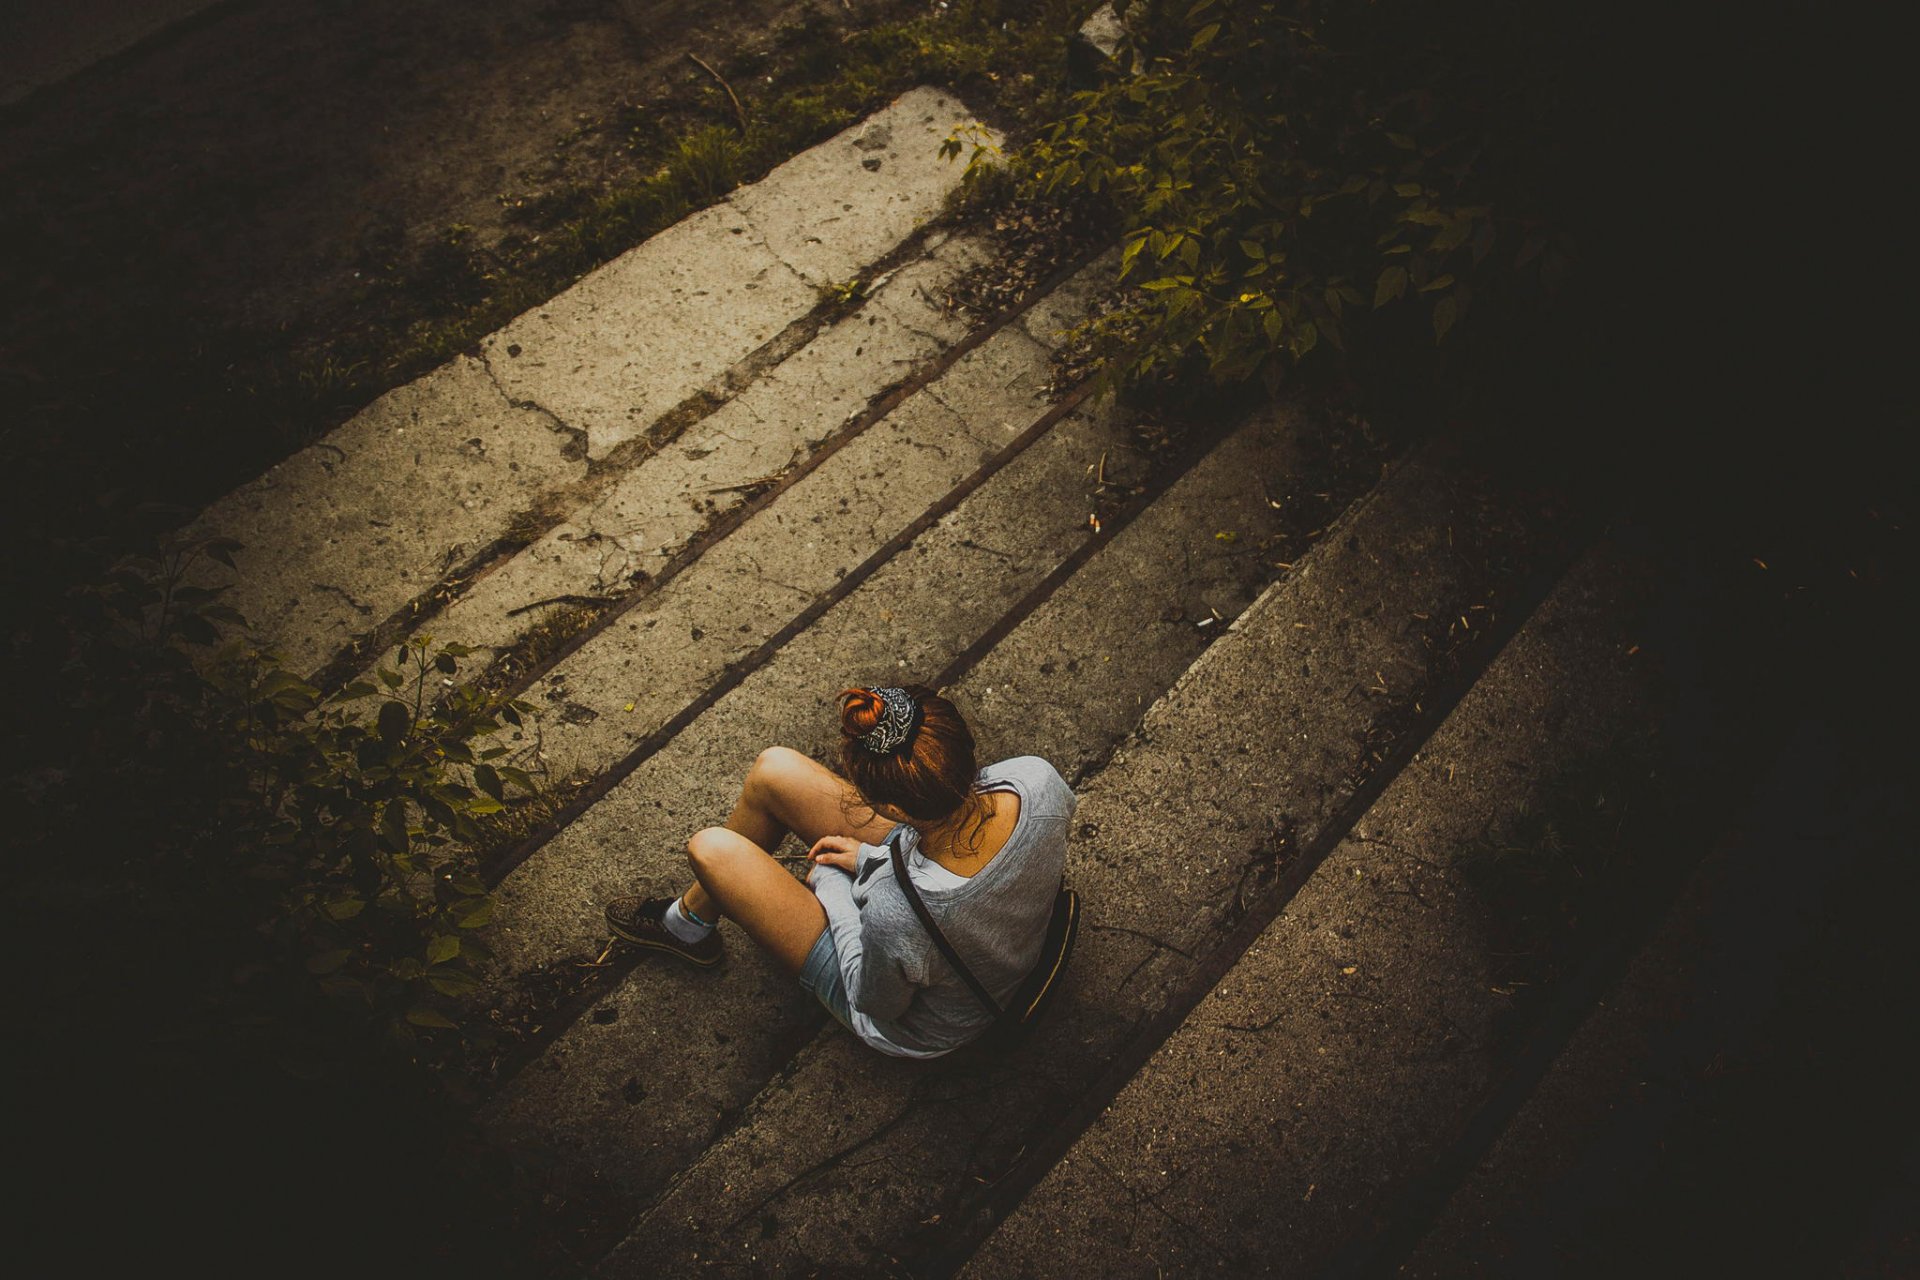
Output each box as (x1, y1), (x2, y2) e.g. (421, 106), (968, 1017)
(475, 249), (1137, 964)
(962, 534), (1654, 1278)
(487, 374), (1101, 973)
(1395, 714), (1895, 1277)
(591, 444), (1582, 1277)
(478, 401), (1314, 1254)
(411, 233), (991, 666)
(185, 87), (989, 676)
(396, 284), (1059, 786)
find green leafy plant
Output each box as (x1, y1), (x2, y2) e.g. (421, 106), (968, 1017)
(207, 631), (537, 1041)
(41, 533), (537, 1055)
(985, 0), (1575, 396)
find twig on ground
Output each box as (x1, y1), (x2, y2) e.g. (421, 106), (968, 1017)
(697, 473), (783, 494)
(688, 53), (749, 134)
(506, 593), (619, 617)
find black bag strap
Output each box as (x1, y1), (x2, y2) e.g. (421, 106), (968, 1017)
(888, 833), (1003, 1021)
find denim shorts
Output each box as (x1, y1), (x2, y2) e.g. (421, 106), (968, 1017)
(799, 928), (855, 1032)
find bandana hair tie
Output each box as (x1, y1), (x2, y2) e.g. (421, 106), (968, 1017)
(859, 686), (922, 754)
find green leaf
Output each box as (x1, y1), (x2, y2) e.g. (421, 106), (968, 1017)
(474, 764), (505, 802)
(1374, 265), (1408, 308)
(406, 1007), (459, 1030)
(467, 794), (506, 816)
(378, 667), (403, 690)
(173, 614), (221, 646)
(377, 700), (411, 743)
(1433, 295), (1460, 343)
(434, 652), (458, 674)
(456, 899), (495, 930)
(306, 949), (352, 975)
(1420, 273), (1456, 293)
(1472, 219), (1497, 264)
(1239, 239), (1266, 261)
(380, 798), (409, 851)
(426, 935), (461, 966)
(1190, 22), (1220, 51)
(322, 897), (365, 921)
(1394, 182), (1423, 197)
(428, 971), (481, 998)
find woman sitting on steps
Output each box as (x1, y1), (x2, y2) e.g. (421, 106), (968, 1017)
(605, 684), (1075, 1058)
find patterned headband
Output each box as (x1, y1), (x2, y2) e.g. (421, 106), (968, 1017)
(859, 686), (922, 754)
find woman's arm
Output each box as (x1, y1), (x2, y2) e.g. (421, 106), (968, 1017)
(809, 851), (926, 1022)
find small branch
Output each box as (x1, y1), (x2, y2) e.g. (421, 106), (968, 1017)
(505, 593), (619, 617)
(688, 53), (749, 134)
(697, 473), (783, 495)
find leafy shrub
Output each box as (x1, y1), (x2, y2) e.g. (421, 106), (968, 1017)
(24, 532), (535, 1060)
(976, 0), (1578, 396)
(205, 630), (536, 1042)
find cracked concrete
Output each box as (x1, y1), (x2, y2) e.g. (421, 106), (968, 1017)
(727, 91), (983, 289)
(482, 405), (1308, 1245)
(595, 445), (1583, 1277)
(475, 346), (592, 461)
(484, 88), (989, 460)
(964, 537), (1655, 1279)
(183, 354), (585, 675)
(467, 301), (1056, 796)
(399, 233), (1001, 669)
(185, 87), (988, 677)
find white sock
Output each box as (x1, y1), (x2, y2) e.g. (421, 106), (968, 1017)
(663, 897), (715, 943)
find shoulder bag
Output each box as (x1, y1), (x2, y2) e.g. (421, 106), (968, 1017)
(887, 833), (1079, 1041)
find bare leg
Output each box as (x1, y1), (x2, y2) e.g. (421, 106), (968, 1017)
(677, 747), (896, 970)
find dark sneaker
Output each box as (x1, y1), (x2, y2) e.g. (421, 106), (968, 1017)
(605, 896), (722, 967)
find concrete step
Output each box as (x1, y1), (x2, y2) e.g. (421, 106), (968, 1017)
(961, 532), (1653, 1278)
(1393, 726), (1905, 1277)
(475, 397), (1364, 1263)
(182, 87), (990, 677)
(436, 253), (1110, 817)
(590, 444), (1586, 1277)
(405, 232), (993, 672)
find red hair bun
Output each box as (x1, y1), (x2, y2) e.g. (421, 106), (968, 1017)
(839, 687), (885, 737)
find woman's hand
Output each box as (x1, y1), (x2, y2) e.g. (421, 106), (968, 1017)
(807, 835), (862, 874)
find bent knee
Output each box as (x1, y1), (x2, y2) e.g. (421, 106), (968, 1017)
(687, 825), (742, 872)
(746, 744), (810, 791)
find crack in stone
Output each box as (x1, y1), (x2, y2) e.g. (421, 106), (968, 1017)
(725, 200), (816, 292)
(1215, 1006), (1292, 1036)
(1087, 921), (1195, 960)
(1083, 1149), (1232, 1266)
(475, 347), (590, 461)
(312, 582), (374, 616)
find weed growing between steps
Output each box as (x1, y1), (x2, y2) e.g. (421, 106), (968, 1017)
(936, 0), (1618, 477)
(8, 535), (551, 1076)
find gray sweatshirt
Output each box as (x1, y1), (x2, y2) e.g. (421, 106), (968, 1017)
(809, 756), (1076, 1057)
